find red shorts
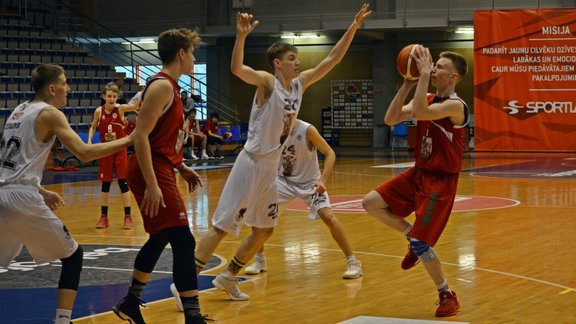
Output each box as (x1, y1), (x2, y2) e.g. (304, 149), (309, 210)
(127, 155), (188, 235)
(375, 167), (459, 246)
(99, 148), (128, 182)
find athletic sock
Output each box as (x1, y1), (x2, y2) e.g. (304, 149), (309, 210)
(402, 223), (413, 236)
(181, 295), (201, 318)
(437, 279), (450, 293)
(124, 207), (131, 216)
(129, 277), (146, 299)
(346, 255), (357, 262)
(101, 206), (108, 216)
(55, 309), (72, 324)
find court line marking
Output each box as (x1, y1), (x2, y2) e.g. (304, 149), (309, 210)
(250, 242), (576, 293)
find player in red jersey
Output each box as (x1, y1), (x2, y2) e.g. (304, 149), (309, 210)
(88, 83), (139, 229)
(362, 47), (469, 317)
(112, 28), (207, 324)
(183, 108), (209, 160)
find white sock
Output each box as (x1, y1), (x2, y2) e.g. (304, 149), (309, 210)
(55, 309), (72, 324)
(437, 279), (450, 292)
(255, 252), (266, 261)
(346, 255), (357, 262)
(402, 223), (413, 236)
(223, 269), (236, 279)
(202, 149), (207, 156)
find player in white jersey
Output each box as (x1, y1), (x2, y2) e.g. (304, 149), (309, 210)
(193, 4), (371, 301)
(243, 119), (363, 278)
(0, 64), (132, 324)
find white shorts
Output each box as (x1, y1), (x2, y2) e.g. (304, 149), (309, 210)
(277, 176), (331, 220)
(0, 187), (78, 267)
(212, 150), (280, 236)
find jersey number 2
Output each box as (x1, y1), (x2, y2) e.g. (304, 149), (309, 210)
(0, 136), (22, 170)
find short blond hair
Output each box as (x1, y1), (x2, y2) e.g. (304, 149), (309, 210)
(158, 28), (201, 64)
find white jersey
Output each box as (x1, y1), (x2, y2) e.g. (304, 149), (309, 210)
(243, 78), (303, 158)
(279, 120), (321, 187)
(0, 101), (55, 188)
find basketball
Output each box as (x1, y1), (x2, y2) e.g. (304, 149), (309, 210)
(224, 132), (232, 139)
(396, 44), (420, 81)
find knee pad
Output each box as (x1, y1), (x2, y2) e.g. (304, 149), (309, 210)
(409, 239), (436, 263)
(118, 179), (129, 193)
(170, 228), (198, 291)
(59, 246), (83, 290)
(101, 181), (111, 193)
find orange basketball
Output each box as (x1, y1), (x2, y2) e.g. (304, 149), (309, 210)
(396, 44), (420, 81)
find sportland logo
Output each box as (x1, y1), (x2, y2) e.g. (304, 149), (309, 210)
(286, 195), (520, 214)
(503, 100), (576, 115)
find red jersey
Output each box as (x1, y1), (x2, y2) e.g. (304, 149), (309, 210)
(188, 117), (199, 133)
(202, 119), (219, 136)
(414, 93), (468, 174)
(98, 105), (126, 143)
(142, 72), (186, 167)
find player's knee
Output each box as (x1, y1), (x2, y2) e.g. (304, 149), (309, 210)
(118, 179), (129, 193)
(319, 210), (336, 225)
(59, 246), (83, 290)
(362, 193), (378, 213)
(253, 227), (274, 240)
(409, 239), (436, 263)
(101, 181), (111, 193)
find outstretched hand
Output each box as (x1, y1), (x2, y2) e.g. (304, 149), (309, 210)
(179, 165), (203, 193)
(236, 12), (259, 37)
(40, 189), (65, 211)
(353, 3), (372, 28)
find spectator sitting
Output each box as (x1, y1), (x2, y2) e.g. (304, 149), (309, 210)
(202, 112), (224, 159)
(183, 108), (210, 160)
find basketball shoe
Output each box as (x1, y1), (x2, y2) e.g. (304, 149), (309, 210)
(435, 290), (460, 317)
(212, 273), (249, 301)
(95, 214), (109, 228)
(342, 259), (363, 279)
(401, 243), (420, 270)
(244, 257), (267, 275)
(123, 215), (133, 229)
(112, 292), (146, 324)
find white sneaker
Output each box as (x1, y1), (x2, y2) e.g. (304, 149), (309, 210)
(170, 283), (184, 312)
(212, 273), (250, 301)
(201, 154), (210, 160)
(191, 154), (199, 161)
(342, 259), (363, 279)
(244, 258), (267, 275)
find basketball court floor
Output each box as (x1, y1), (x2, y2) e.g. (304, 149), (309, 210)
(1, 151), (575, 323)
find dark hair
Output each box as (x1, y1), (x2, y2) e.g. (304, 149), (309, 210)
(190, 108), (197, 114)
(210, 112), (219, 119)
(440, 51), (468, 79)
(266, 43), (298, 70)
(181, 90), (188, 95)
(157, 28), (201, 64)
(31, 64), (65, 93)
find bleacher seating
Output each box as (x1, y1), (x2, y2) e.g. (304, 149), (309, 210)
(0, 11), (141, 135)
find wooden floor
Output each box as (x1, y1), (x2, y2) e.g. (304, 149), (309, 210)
(22, 152), (576, 323)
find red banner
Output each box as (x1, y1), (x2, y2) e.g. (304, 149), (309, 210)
(474, 9), (576, 151)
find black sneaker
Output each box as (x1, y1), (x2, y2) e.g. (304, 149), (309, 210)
(186, 314), (214, 324)
(112, 293), (146, 324)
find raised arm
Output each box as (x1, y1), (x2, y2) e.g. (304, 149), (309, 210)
(87, 107), (100, 144)
(119, 102), (140, 115)
(306, 125), (335, 194)
(231, 12), (273, 88)
(409, 46), (465, 124)
(36, 107), (131, 163)
(299, 3), (371, 90)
